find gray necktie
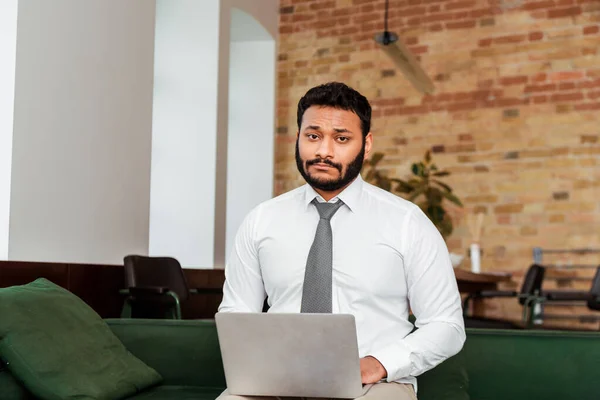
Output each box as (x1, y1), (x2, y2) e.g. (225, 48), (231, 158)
(301, 199), (345, 313)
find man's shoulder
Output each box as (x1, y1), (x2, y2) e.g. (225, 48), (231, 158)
(361, 180), (419, 215)
(250, 184), (306, 216)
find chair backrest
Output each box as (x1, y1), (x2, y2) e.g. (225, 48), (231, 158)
(586, 266), (600, 311)
(518, 264), (545, 305)
(123, 255), (190, 302)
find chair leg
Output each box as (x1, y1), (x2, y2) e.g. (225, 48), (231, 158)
(166, 290), (182, 320)
(121, 298), (132, 318)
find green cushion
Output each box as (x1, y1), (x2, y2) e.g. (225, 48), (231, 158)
(0, 278), (162, 400)
(0, 366), (33, 400)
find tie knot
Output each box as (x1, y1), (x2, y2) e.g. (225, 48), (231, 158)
(312, 199), (344, 221)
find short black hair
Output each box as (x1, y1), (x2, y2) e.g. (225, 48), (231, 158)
(296, 82), (372, 138)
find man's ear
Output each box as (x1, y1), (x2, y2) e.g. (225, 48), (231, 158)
(364, 132), (373, 160)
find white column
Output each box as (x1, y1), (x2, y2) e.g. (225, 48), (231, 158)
(149, 0), (221, 268)
(8, 0), (156, 264)
(149, 0), (278, 269)
(0, 0), (19, 260)
(225, 9), (276, 265)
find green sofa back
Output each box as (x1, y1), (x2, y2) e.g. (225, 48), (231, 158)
(2, 319), (599, 400)
(107, 319), (600, 400)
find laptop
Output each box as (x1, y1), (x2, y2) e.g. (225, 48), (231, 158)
(215, 312), (363, 399)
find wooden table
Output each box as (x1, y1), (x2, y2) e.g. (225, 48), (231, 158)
(454, 269), (513, 317)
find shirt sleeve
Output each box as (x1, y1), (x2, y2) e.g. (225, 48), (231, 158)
(218, 206), (266, 313)
(369, 206), (466, 382)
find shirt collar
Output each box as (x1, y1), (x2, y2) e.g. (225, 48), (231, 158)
(303, 174), (364, 213)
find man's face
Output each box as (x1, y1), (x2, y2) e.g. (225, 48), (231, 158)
(295, 106), (372, 192)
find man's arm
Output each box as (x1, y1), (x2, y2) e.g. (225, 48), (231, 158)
(218, 207), (266, 313)
(368, 206), (466, 382)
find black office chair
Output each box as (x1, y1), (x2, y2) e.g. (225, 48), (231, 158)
(462, 264), (546, 329)
(524, 265), (600, 326)
(120, 255), (194, 319)
(587, 266), (600, 311)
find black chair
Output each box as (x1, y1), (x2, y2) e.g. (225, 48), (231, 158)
(120, 255), (196, 319)
(462, 264), (546, 329)
(526, 265), (600, 319)
(587, 266), (600, 311)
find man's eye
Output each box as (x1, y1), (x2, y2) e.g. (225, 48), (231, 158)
(307, 134), (319, 140)
(337, 136), (349, 142)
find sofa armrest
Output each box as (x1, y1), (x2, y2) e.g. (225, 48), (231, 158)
(105, 319), (226, 388)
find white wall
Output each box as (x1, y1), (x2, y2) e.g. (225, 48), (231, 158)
(8, 0), (156, 264)
(149, 0), (221, 268)
(225, 38), (276, 264)
(150, 0), (278, 269)
(0, 0), (19, 260)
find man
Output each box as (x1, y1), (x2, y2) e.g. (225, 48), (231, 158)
(218, 82), (465, 400)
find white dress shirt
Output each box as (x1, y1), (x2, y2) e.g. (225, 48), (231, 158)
(219, 175), (466, 389)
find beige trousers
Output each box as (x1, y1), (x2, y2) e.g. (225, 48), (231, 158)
(216, 382), (417, 400)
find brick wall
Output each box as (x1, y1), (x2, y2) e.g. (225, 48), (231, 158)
(276, 0), (599, 326)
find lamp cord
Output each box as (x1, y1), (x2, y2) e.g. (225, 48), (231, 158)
(384, 0), (389, 34)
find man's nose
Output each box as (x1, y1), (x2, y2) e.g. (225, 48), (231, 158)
(315, 137), (334, 159)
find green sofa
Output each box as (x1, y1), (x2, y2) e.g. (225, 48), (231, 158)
(1, 319), (599, 400)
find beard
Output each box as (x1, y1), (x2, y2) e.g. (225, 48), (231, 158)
(295, 139), (365, 192)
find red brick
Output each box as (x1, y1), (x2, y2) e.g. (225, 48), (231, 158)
(523, 0), (555, 10)
(446, 20), (477, 29)
(310, 0), (335, 10)
(588, 90), (600, 100)
(551, 92), (585, 102)
(533, 95), (548, 104)
(445, 0), (477, 10)
(447, 102), (478, 111)
(578, 78), (600, 89)
(548, 6), (582, 18)
(525, 83), (557, 92)
(529, 31), (544, 41)
(470, 8), (494, 18)
(500, 76), (528, 85)
(494, 34), (527, 44)
(549, 71), (585, 81)
(399, 6), (427, 17)
(583, 25), (599, 35)
(558, 0), (575, 5)
(423, 12), (456, 23)
(559, 82), (576, 90)
(497, 98), (529, 107)
(409, 45), (429, 54)
(478, 38), (493, 47)
(575, 102), (600, 110)
(532, 73), (547, 82)
(397, 105), (429, 115)
(292, 13), (316, 22)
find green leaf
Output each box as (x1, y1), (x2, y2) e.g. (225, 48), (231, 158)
(442, 191), (463, 207)
(437, 216), (453, 239)
(432, 179), (453, 192)
(426, 204), (446, 224)
(433, 171), (450, 177)
(370, 152), (385, 166)
(408, 185), (427, 201)
(411, 163), (419, 176)
(379, 179), (392, 192)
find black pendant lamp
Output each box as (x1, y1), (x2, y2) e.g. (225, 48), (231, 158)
(374, 0), (435, 94)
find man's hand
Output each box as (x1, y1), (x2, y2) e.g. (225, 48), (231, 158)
(360, 356), (387, 384)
